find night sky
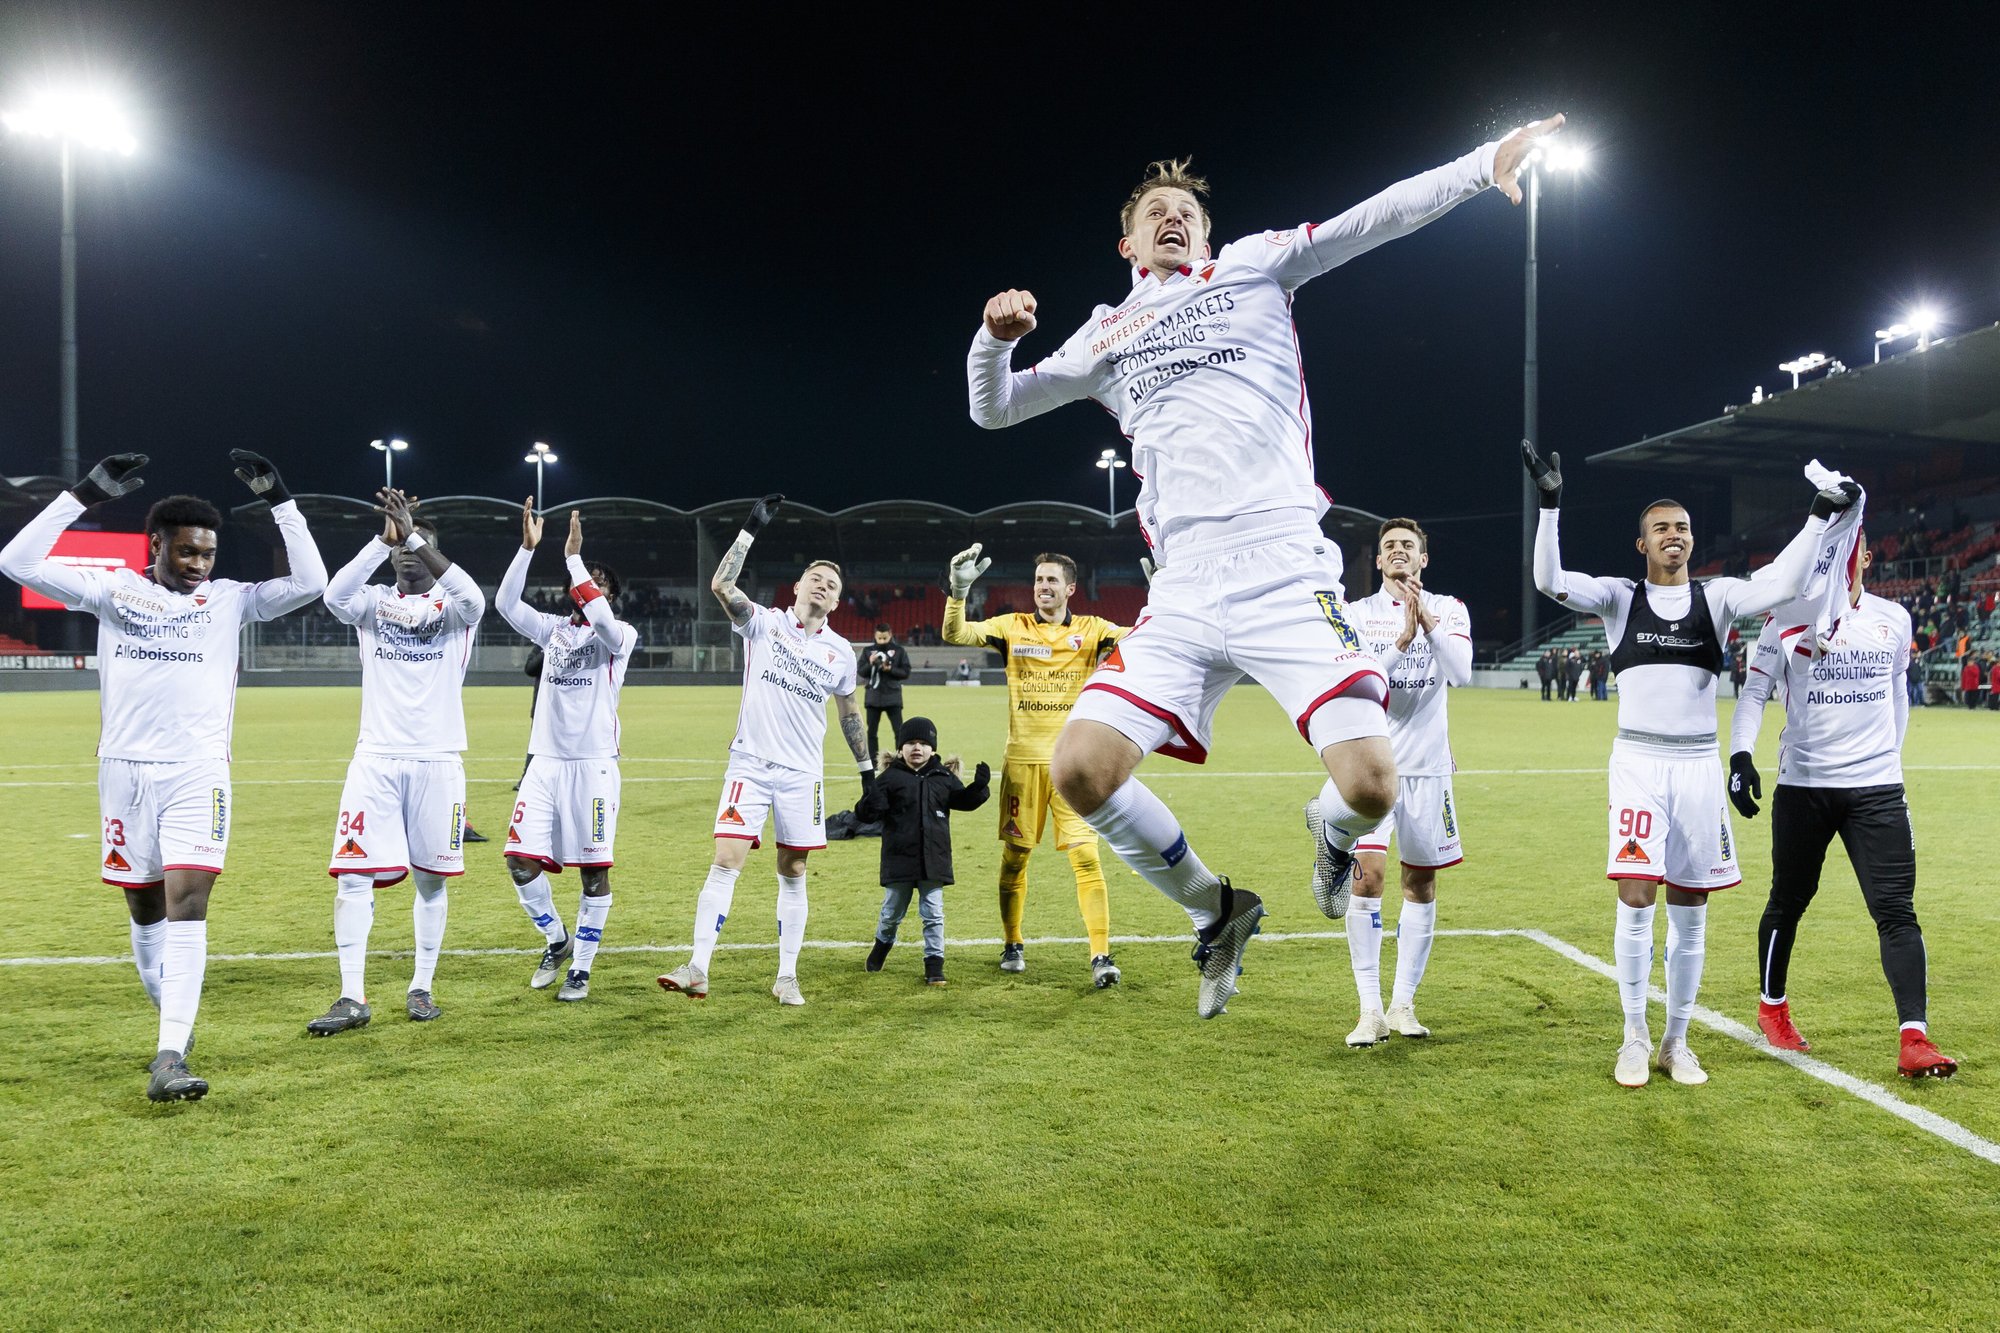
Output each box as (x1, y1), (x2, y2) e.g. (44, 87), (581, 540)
(2, 3), (1994, 635)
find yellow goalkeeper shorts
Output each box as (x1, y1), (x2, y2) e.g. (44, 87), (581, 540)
(997, 759), (1093, 851)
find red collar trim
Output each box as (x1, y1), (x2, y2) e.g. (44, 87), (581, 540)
(1135, 264), (1194, 279)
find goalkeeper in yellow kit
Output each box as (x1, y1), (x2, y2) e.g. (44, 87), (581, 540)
(943, 545), (1125, 986)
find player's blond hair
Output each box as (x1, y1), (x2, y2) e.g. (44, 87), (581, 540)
(1120, 159), (1213, 237)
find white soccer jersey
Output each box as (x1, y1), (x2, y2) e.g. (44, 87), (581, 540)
(325, 538), (486, 759)
(1534, 509), (1829, 741)
(731, 603), (858, 776)
(1730, 592), (1909, 788)
(0, 493), (326, 762)
(1350, 587), (1472, 776)
(968, 143), (1499, 553)
(496, 548), (637, 760)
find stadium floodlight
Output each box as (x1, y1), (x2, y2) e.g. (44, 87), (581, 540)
(523, 441), (559, 511)
(369, 437), (409, 489)
(1095, 446), (1127, 523)
(1779, 352), (1829, 387)
(1875, 307), (1941, 362)
(2, 86), (141, 487)
(1520, 127), (1589, 643)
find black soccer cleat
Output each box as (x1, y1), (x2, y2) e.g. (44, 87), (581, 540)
(306, 996), (372, 1037)
(405, 989), (442, 1022)
(146, 1049), (208, 1103)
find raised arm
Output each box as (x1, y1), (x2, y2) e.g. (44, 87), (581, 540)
(496, 499), (556, 645)
(948, 761), (992, 812)
(712, 494), (783, 628)
(1523, 441), (1625, 616)
(1721, 501), (1846, 620)
(940, 543), (1001, 647)
(324, 535), (390, 625)
(2, 454), (151, 611)
(967, 293), (1098, 431)
(225, 452), (327, 620)
(379, 489), (483, 626)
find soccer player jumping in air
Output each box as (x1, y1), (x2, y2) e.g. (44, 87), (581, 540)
(969, 116), (1561, 1018)
(1526, 440), (1859, 1087)
(307, 488), (485, 1035)
(1, 451), (326, 1101)
(497, 500), (636, 1002)
(658, 494), (875, 1007)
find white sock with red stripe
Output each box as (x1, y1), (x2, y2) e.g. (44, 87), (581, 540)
(776, 874), (808, 977)
(1346, 896), (1385, 1013)
(130, 918), (165, 1008)
(157, 919), (207, 1056)
(1663, 903), (1706, 1045)
(514, 872), (564, 943)
(334, 873), (375, 1003)
(1614, 902), (1656, 1040)
(1080, 778), (1223, 930)
(691, 864), (740, 972)
(1317, 777), (1375, 854)
(1391, 899), (1437, 1009)
(410, 870), (447, 992)
(574, 891), (612, 973)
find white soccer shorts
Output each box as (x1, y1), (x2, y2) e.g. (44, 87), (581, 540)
(1070, 524), (1387, 762)
(712, 754), (827, 851)
(509, 755), (621, 871)
(1355, 774), (1464, 869)
(98, 757), (232, 887)
(1604, 739), (1740, 891)
(327, 755), (468, 885)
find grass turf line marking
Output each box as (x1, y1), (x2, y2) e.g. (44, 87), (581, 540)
(5, 925), (1989, 1167)
(1519, 928), (1999, 1168)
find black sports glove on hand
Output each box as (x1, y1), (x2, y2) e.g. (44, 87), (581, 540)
(1521, 439), (1563, 509)
(230, 450), (291, 505)
(859, 766), (877, 795)
(1810, 480), (1862, 520)
(71, 453), (148, 506)
(745, 493), (785, 536)
(971, 762), (991, 789)
(1728, 751), (1762, 820)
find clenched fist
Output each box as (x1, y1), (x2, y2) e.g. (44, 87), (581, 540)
(982, 289), (1038, 341)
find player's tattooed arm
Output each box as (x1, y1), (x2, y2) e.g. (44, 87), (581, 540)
(710, 531), (757, 627)
(836, 690), (873, 787)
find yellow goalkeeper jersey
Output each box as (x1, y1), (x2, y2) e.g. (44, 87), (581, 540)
(944, 599), (1123, 763)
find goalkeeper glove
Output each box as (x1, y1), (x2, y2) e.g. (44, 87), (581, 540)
(947, 542), (991, 599)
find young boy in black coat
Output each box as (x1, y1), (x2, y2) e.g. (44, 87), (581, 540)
(856, 717), (991, 985)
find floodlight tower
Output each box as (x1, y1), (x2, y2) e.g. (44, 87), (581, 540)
(1096, 447), (1127, 524)
(1520, 135), (1587, 643)
(369, 438), (409, 489)
(1, 88), (139, 485)
(524, 441), (558, 511)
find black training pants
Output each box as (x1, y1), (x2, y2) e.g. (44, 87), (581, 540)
(867, 705), (904, 758)
(1758, 783), (1926, 1025)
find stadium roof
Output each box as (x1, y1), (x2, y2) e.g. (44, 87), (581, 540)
(1588, 321), (2000, 477)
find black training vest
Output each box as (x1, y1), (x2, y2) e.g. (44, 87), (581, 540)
(1606, 580), (1726, 676)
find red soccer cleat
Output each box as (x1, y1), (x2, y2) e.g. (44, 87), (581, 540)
(1757, 1000), (1811, 1052)
(1898, 1029), (1958, 1080)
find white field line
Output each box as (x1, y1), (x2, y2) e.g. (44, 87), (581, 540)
(3, 925), (1990, 1167)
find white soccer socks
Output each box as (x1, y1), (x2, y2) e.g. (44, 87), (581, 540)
(1614, 901), (1657, 1040)
(1079, 778), (1222, 930)
(157, 919), (208, 1056)
(410, 870), (448, 993)
(514, 872), (565, 944)
(776, 875), (808, 978)
(1347, 895), (1386, 1013)
(1315, 777), (1375, 855)
(1390, 899), (1437, 1010)
(130, 918), (165, 1008)
(690, 864), (741, 973)
(1663, 902), (1706, 1046)
(334, 873), (376, 1002)
(574, 891), (612, 974)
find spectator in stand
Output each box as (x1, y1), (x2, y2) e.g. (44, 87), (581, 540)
(1563, 647), (1584, 702)
(1729, 644), (1748, 697)
(1907, 647), (1925, 708)
(1959, 654), (1982, 708)
(1590, 649), (1610, 701)
(859, 623), (914, 756)
(1537, 649), (1557, 701)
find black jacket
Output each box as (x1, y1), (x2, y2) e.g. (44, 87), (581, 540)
(854, 756), (990, 888)
(859, 640), (913, 707)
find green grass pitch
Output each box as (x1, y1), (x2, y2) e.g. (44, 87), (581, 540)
(3, 683), (1997, 1329)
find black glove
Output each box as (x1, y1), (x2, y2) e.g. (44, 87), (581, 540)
(745, 493), (785, 536)
(1521, 439), (1562, 509)
(859, 766), (877, 795)
(230, 450), (291, 506)
(1810, 479), (1861, 520)
(972, 761), (991, 788)
(1727, 751), (1762, 820)
(71, 453), (148, 507)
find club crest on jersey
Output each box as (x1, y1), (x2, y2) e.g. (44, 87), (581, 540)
(719, 805), (746, 827)
(104, 848), (132, 873)
(210, 787), (228, 841)
(1069, 634), (1084, 652)
(1315, 593), (1362, 654)
(1442, 793), (1457, 839)
(335, 837), (367, 859)
(1615, 838), (1650, 865)
(450, 803), (464, 852)
(592, 798), (606, 843)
